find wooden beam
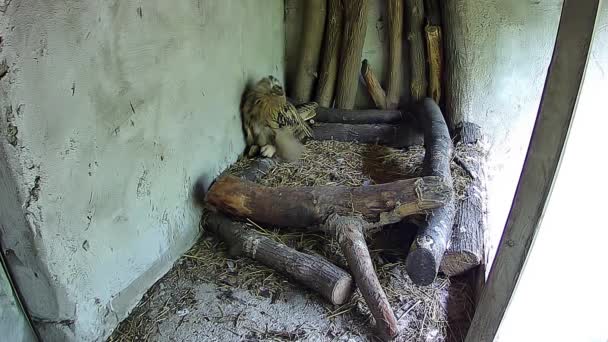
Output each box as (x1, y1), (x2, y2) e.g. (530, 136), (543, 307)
(206, 174), (450, 228)
(312, 122), (423, 148)
(292, 0), (327, 104)
(316, 0), (343, 107)
(465, 1), (600, 341)
(314, 107), (403, 124)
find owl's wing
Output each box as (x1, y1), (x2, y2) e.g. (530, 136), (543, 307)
(295, 102), (318, 121)
(268, 102), (313, 138)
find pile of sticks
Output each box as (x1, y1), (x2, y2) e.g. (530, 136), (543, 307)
(199, 1), (488, 339)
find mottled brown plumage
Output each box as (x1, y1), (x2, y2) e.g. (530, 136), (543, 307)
(241, 76), (317, 160)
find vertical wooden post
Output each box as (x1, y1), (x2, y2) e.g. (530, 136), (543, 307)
(335, 0), (369, 109)
(465, 1), (600, 341)
(316, 0), (343, 107)
(386, 0), (403, 109)
(405, 0), (427, 102)
(292, 0), (327, 104)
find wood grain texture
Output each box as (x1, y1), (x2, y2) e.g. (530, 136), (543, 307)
(465, 1), (600, 341)
(312, 122), (423, 148)
(292, 0), (327, 104)
(206, 213), (353, 305)
(206, 174), (450, 228)
(425, 24), (443, 104)
(386, 0), (403, 109)
(360, 59), (387, 109)
(314, 107), (403, 124)
(440, 123), (487, 277)
(325, 214), (398, 339)
(405, 0), (427, 102)
(406, 98), (455, 285)
(335, 0), (369, 109)
(316, 0), (343, 107)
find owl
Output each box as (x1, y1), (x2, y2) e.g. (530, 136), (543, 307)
(241, 76), (317, 161)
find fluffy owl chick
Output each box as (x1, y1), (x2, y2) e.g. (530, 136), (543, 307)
(241, 75), (315, 161)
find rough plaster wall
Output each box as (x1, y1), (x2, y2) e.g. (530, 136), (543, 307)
(497, 4), (608, 341)
(285, 0), (411, 108)
(447, 0), (564, 267)
(0, 263), (36, 342)
(0, 0), (284, 341)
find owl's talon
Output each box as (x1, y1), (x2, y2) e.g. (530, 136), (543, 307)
(260, 145), (276, 158)
(248, 145), (260, 157)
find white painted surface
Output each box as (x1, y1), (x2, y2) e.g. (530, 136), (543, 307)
(0, 1), (284, 340)
(497, 3), (608, 341)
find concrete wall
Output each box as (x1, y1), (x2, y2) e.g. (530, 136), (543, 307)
(0, 0), (284, 341)
(497, 4), (608, 341)
(0, 263), (36, 342)
(285, 0), (564, 265)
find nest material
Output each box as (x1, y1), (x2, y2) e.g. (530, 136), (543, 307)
(110, 140), (475, 342)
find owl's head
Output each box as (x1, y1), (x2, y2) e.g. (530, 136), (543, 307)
(255, 75), (285, 97)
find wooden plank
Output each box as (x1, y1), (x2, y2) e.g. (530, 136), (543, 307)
(465, 1), (600, 341)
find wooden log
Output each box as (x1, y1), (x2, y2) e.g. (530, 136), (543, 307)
(360, 59), (387, 109)
(406, 98), (455, 286)
(206, 174), (450, 229)
(439, 1), (468, 131)
(325, 214), (398, 339)
(206, 212), (353, 305)
(316, 0), (343, 107)
(386, 0), (403, 109)
(292, 0), (327, 104)
(440, 123), (487, 277)
(312, 122), (423, 148)
(425, 25), (443, 104)
(425, 0), (443, 104)
(314, 107), (403, 124)
(405, 0), (428, 102)
(334, 0), (369, 109)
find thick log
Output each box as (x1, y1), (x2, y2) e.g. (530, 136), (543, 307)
(334, 0), (369, 109)
(405, 0), (428, 102)
(314, 107), (403, 124)
(386, 0), (403, 109)
(312, 122), (423, 148)
(440, 123), (487, 277)
(439, 1), (468, 131)
(292, 0), (327, 104)
(406, 98), (455, 286)
(360, 59), (387, 109)
(206, 213), (353, 305)
(325, 214), (398, 339)
(206, 175), (450, 229)
(316, 0), (343, 107)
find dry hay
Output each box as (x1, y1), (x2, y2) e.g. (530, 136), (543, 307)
(110, 140), (477, 342)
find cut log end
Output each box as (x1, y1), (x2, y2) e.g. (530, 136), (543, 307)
(332, 275), (355, 305)
(406, 245), (437, 285)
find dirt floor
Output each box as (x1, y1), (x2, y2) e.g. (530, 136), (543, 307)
(108, 141), (477, 342)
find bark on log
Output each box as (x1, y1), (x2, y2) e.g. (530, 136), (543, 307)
(314, 107), (403, 124)
(439, 1), (468, 131)
(406, 98), (455, 286)
(206, 174), (450, 229)
(316, 0), (343, 107)
(206, 213), (354, 305)
(440, 123), (486, 277)
(360, 59), (387, 109)
(312, 122), (423, 148)
(425, 24), (443, 104)
(292, 0), (327, 104)
(325, 214), (398, 339)
(335, 0), (369, 109)
(386, 0), (403, 109)
(405, 0), (428, 102)
(424, 0), (443, 105)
